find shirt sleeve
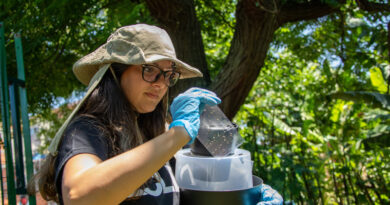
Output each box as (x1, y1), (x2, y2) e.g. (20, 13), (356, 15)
(54, 117), (110, 201)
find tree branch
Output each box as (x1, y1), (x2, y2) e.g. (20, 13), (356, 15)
(278, 0), (345, 25)
(145, 0), (210, 98)
(356, 0), (390, 13)
(211, 0), (280, 119)
(256, 0), (278, 14)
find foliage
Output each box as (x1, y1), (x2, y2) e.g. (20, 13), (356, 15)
(235, 1), (390, 203)
(1, 0), (155, 145)
(195, 0), (235, 80)
(0, 0), (154, 114)
(30, 99), (75, 153)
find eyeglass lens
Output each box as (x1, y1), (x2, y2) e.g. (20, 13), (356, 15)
(142, 64), (180, 87)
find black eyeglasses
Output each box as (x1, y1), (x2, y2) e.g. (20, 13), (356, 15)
(141, 63), (181, 87)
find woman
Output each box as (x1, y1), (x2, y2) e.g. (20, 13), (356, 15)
(30, 24), (282, 205)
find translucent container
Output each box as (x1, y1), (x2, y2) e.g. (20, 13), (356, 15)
(175, 148), (253, 191)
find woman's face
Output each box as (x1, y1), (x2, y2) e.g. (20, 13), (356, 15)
(120, 60), (172, 113)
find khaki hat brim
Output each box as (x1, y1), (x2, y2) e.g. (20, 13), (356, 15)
(145, 53), (203, 80)
(73, 43), (203, 86)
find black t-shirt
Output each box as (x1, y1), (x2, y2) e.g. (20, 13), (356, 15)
(54, 117), (180, 205)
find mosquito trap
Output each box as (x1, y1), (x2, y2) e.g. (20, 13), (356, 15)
(175, 105), (263, 205)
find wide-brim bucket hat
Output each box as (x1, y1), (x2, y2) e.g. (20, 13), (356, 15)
(48, 24), (203, 155)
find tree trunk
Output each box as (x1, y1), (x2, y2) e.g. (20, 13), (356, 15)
(144, 0), (210, 101)
(147, 0), (345, 119)
(211, 0), (279, 119)
(212, 0), (343, 119)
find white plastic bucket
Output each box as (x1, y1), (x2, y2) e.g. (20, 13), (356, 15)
(175, 148), (253, 191)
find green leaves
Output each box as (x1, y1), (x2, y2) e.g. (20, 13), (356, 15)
(235, 1), (390, 203)
(195, 0), (235, 79)
(262, 111), (298, 136)
(370, 67), (388, 94)
(330, 91), (390, 111)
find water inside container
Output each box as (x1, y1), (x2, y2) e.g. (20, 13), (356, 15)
(191, 105), (244, 156)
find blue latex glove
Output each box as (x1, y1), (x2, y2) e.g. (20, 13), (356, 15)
(169, 87), (221, 144)
(258, 184), (283, 205)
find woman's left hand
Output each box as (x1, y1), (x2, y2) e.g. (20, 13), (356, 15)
(258, 184), (283, 205)
(169, 87), (221, 144)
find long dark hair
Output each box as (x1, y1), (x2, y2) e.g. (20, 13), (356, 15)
(28, 63), (169, 202)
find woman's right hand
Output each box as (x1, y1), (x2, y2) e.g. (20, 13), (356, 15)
(169, 87), (221, 144)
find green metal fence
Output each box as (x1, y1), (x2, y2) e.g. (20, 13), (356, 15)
(0, 22), (36, 205)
